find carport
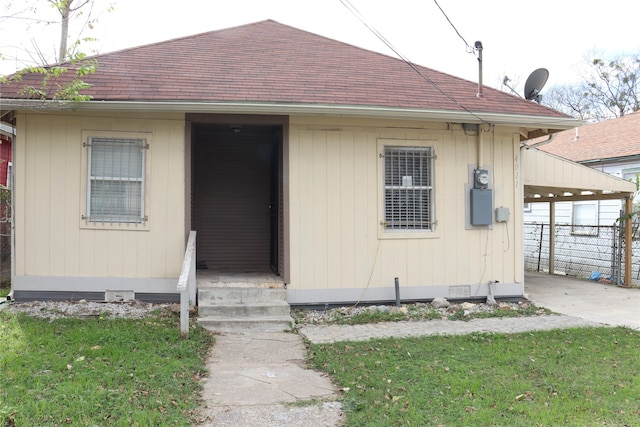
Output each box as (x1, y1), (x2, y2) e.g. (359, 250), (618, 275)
(522, 147), (637, 285)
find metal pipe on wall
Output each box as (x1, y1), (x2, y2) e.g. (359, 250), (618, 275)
(478, 128), (483, 169)
(394, 277), (400, 307)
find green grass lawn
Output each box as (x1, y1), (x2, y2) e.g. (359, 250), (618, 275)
(0, 309), (213, 426)
(309, 327), (640, 426)
(0, 282), (9, 299)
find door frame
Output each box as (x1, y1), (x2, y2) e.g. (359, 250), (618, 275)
(185, 114), (289, 281)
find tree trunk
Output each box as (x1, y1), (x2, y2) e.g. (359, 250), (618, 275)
(58, 4), (70, 62)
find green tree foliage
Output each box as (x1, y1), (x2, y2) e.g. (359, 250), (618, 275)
(1, 0), (113, 102)
(544, 53), (640, 122)
(4, 53), (97, 102)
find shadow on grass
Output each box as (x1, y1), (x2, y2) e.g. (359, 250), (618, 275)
(0, 309), (213, 426)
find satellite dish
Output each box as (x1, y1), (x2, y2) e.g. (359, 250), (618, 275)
(524, 68), (549, 102)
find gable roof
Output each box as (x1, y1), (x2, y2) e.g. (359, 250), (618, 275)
(535, 111), (640, 163)
(1, 20), (581, 133)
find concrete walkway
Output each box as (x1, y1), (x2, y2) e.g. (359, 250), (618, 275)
(196, 332), (342, 427)
(298, 314), (601, 344)
(196, 273), (638, 426)
(299, 273), (639, 344)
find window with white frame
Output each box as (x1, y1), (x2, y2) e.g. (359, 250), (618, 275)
(571, 200), (598, 235)
(622, 168), (640, 184)
(383, 146), (434, 231)
(86, 137), (147, 223)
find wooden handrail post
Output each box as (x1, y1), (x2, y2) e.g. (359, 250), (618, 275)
(177, 231), (197, 338)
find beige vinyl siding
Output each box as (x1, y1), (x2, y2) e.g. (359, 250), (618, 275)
(15, 112), (185, 282)
(288, 116), (521, 293)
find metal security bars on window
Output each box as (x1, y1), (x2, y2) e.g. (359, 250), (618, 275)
(86, 137), (147, 223)
(383, 146), (434, 230)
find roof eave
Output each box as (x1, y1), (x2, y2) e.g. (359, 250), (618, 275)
(580, 154), (640, 165)
(2, 99), (584, 130)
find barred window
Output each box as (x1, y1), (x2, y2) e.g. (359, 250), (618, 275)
(87, 137), (147, 223)
(384, 146), (434, 231)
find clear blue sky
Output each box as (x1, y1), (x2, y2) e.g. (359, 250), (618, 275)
(2, 0), (639, 95)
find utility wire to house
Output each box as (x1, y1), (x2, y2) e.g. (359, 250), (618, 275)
(432, 0), (478, 56)
(338, 0), (488, 125)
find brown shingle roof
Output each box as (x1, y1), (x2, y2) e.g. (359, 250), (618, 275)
(538, 111), (640, 162)
(2, 20), (568, 118)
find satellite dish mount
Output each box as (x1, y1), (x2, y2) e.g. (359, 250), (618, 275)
(524, 68), (549, 103)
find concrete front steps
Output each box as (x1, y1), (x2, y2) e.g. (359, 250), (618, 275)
(196, 272), (294, 333)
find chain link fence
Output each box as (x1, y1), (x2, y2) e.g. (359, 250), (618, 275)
(524, 222), (640, 287)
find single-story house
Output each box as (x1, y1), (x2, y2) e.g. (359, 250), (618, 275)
(1, 20), (634, 304)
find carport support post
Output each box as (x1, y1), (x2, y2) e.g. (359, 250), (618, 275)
(549, 201), (555, 275)
(623, 196), (633, 287)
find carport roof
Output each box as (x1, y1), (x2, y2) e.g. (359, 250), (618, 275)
(523, 148), (636, 203)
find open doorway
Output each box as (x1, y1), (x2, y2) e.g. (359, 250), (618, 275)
(191, 122), (283, 274)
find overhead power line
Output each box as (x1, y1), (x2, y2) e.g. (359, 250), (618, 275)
(432, 0), (477, 56)
(338, 0), (488, 124)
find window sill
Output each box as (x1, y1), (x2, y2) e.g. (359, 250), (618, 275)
(570, 231), (598, 237)
(378, 229), (440, 240)
(80, 220), (150, 231)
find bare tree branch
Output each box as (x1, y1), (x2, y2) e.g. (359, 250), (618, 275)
(2, 0), (108, 102)
(542, 53), (640, 122)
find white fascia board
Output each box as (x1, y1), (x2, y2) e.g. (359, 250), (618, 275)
(0, 122), (15, 137)
(3, 99), (584, 130)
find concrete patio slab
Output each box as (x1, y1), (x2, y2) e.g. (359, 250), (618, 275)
(525, 272), (639, 329)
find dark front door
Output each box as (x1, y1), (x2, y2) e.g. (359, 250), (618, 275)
(193, 124), (280, 272)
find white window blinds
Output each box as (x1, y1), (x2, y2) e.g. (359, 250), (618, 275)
(384, 146), (434, 231)
(87, 137), (146, 223)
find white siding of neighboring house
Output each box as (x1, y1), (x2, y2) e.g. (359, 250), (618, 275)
(524, 158), (640, 226)
(526, 199), (621, 226)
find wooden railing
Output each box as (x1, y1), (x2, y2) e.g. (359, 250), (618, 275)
(177, 230), (196, 338)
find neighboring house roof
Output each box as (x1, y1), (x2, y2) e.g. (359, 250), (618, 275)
(1, 20), (579, 134)
(535, 111), (640, 163)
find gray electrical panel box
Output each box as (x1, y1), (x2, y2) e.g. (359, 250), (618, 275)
(470, 189), (493, 225)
